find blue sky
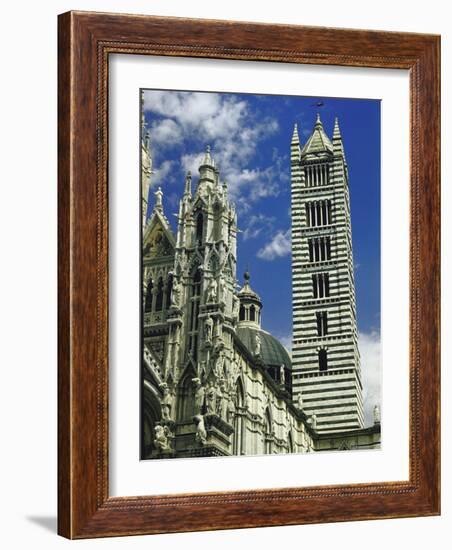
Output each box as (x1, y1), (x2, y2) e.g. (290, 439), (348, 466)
(142, 89), (381, 422)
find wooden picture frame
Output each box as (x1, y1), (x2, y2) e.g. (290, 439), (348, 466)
(58, 10), (440, 539)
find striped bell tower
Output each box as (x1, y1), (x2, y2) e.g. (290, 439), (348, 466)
(291, 114), (364, 433)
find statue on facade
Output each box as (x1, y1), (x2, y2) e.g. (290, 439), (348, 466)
(194, 414), (207, 445)
(254, 333), (261, 357)
(373, 404), (381, 425)
(203, 315), (213, 344)
(205, 382), (217, 415)
(227, 359), (239, 389)
(154, 424), (171, 452)
(206, 277), (218, 303)
(297, 391), (303, 410)
(160, 383), (174, 421)
(170, 276), (182, 308)
(280, 364), (286, 385)
(214, 352), (224, 378)
(192, 378), (205, 415)
(310, 414), (317, 430)
(231, 294), (240, 323)
(227, 394), (236, 424)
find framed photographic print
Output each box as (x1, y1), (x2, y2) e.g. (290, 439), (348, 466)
(58, 11), (440, 538)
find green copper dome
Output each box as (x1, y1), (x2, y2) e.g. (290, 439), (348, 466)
(236, 326), (292, 369)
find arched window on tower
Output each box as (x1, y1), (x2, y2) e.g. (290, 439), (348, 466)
(196, 212), (204, 243)
(239, 304), (245, 321)
(250, 304), (256, 321)
(319, 348), (328, 372)
(155, 277), (164, 311)
(144, 278), (153, 312)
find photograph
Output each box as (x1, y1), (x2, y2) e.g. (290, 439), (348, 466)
(140, 89), (382, 459)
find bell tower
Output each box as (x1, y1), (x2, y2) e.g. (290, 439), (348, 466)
(291, 115), (364, 433)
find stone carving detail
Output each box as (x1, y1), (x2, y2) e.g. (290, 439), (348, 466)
(154, 424), (171, 452)
(254, 333), (261, 357)
(310, 414), (317, 430)
(205, 382), (217, 414)
(373, 404), (381, 424)
(203, 315), (213, 344)
(170, 276), (182, 308)
(297, 391), (303, 410)
(160, 383), (174, 421)
(194, 414), (207, 445)
(206, 277), (218, 303)
(280, 364), (286, 385)
(192, 377), (205, 415)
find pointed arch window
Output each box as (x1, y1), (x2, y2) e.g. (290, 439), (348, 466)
(155, 277), (164, 311)
(249, 304), (256, 321)
(234, 380), (245, 455)
(165, 273), (173, 309)
(239, 304), (245, 321)
(264, 408), (273, 454)
(196, 212), (204, 243)
(188, 269), (202, 360)
(316, 311), (328, 336)
(144, 278), (153, 312)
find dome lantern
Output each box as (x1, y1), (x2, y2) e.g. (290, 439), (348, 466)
(237, 271), (262, 329)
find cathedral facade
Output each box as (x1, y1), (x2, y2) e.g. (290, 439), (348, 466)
(141, 117), (380, 459)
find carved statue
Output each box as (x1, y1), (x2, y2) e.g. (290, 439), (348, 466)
(154, 424), (171, 452)
(206, 277), (218, 303)
(194, 414), (207, 445)
(192, 378), (205, 415)
(227, 395), (236, 423)
(170, 276), (182, 307)
(280, 364), (286, 385)
(254, 333), (261, 357)
(204, 315), (213, 343)
(297, 391), (303, 410)
(227, 359), (238, 389)
(310, 414), (317, 430)
(160, 384), (174, 421)
(205, 382), (217, 414)
(232, 294), (240, 322)
(373, 404), (381, 424)
(214, 353), (224, 378)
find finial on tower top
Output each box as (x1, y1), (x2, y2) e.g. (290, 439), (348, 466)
(202, 144), (213, 166)
(333, 117), (342, 138)
(315, 112), (322, 126)
(291, 122), (300, 143)
(154, 186), (163, 212)
(244, 269), (250, 282)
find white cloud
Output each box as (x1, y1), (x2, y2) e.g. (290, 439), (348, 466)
(359, 331), (381, 426)
(150, 119), (182, 146)
(257, 229), (291, 260)
(242, 214), (276, 240)
(152, 159), (175, 186)
(143, 90), (280, 206)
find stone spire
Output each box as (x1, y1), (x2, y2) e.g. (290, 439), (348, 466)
(184, 171), (192, 198)
(198, 145), (216, 187)
(300, 113), (333, 158)
(333, 117), (344, 156)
